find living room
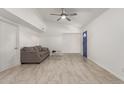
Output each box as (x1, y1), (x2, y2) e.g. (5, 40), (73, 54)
(1, 0), (124, 93)
(0, 7), (124, 84)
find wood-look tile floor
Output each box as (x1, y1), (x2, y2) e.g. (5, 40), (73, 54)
(0, 54), (123, 84)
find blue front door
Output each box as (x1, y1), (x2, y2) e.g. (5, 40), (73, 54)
(83, 31), (87, 57)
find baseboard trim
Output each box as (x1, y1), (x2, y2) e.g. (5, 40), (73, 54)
(88, 57), (124, 81)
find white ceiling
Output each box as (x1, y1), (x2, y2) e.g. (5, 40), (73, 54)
(38, 8), (108, 28)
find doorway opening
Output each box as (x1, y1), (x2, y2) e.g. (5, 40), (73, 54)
(83, 31), (87, 58)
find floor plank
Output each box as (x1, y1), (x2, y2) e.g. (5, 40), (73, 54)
(0, 54), (123, 84)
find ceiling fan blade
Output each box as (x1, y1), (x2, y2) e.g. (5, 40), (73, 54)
(68, 13), (77, 16)
(50, 14), (61, 16)
(57, 17), (61, 21)
(66, 17), (71, 21)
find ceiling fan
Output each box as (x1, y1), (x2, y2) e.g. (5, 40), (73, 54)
(50, 8), (77, 21)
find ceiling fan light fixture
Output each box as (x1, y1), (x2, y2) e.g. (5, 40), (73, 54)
(50, 8), (77, 21)
(61, 15), (66, 19)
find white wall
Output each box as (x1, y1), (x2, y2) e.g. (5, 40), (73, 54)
(86, 9), (124, 80)
(0, 20), (42, 72)
(63, 33), (81, 53)
(47, 35), (63, 52)
(0, 8), (44, 48)
(4, 8), (46, 31)
(40, 22), (81, 53)
(41, 34), (81, 54)
(19, 25), (41, 48)
(39, 23), (65, 52)
(40, 34), (63, 53)
(0, 17), (20, 72)
(0, 9), (44, 72)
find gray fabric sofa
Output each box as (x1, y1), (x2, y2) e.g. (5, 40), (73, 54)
(21, 46), (50, 64)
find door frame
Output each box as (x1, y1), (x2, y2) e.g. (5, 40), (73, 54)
(83, 31), (87, 57)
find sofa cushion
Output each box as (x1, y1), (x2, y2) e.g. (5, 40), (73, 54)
(23, 47), (35, 52)
(34, 46), (42, 52)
